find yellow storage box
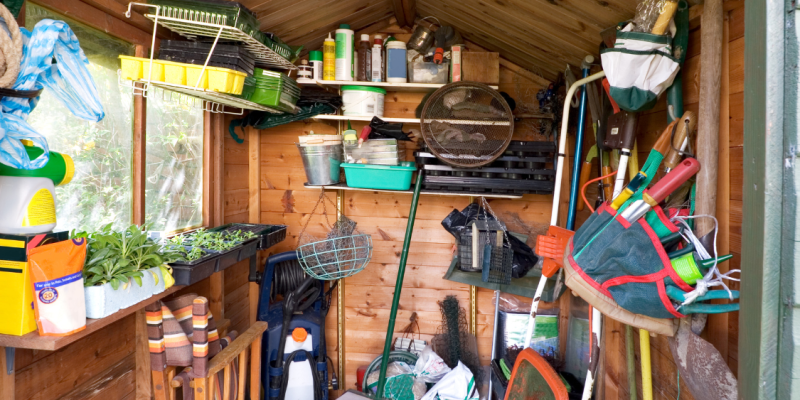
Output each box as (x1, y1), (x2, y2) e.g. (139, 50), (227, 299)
(0, 231), (69, 336)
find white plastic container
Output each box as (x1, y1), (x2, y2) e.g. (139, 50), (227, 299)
(342, 85), (386, 117)
(335, 24), (354, 81)
(0, 176), (57, 234)
(371, 35), (384, 82)
(284, 328), (315, 400)
(386, 41), (407, 83)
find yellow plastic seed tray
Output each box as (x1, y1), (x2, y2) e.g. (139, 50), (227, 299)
(118, 55), (166, 82)
(207, 67), (247, 95)
(185, 64), (209, 89)
(163, 61), (188, 86)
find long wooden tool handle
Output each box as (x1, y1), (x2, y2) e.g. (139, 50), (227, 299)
(651, 0), (679, 35)
(663, 111), (697, 170)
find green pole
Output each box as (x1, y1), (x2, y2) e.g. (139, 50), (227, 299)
(375, 170), (424, 398)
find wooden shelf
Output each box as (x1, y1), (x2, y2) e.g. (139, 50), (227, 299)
(304, 183), (523, 199)
(0, 285), (183, 351)
(309, 114), (420, 124)
(309, 114), (512, 126)
(298, 80), (498, 92)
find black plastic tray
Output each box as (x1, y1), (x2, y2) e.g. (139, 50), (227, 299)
(161, 41), (255, 59)
(237, 239), (258, 262)
(172, 257), (217, 286)
(159, 53), (254, 75)
(208, 223), (287, 250)
(170, 246), (219, 266)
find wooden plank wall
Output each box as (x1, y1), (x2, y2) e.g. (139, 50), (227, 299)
(234, 24), (552, 397)
(596, 3), (745, 399)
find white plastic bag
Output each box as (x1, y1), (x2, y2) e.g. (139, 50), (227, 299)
(420, 362), (479, 400)
(413, 345), (451, 383)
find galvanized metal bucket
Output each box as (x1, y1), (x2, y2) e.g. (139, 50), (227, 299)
(297, 143), (343, 185)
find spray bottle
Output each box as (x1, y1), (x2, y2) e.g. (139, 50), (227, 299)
(0, 140), (74, 234)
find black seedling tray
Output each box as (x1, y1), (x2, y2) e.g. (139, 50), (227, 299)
(209, 223), (287, 250)
(161, 41), (255, 59)
(171, 246), (218, 266)
(237, 239), (258, 262)
(159, 48), (255, 65)
(215, 246), (241, 272)
(172, 258), (217, 286)
(159, 53), (254, 75)
(415, 140), (557, 195)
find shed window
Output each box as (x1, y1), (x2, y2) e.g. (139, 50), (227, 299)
(26, 3), (135, 232)
(145, 88), (204, 233)
(25, 3), (205, 233)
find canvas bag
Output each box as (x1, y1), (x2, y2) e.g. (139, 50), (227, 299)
(567, 200), (694, 320)
(600, 26), (680, 112)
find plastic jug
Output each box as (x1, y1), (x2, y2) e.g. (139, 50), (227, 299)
(283, 327), (315, 400)
(0, 176), (57, 234)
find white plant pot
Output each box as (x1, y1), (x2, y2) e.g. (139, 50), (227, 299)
(84, 267), (166, 319)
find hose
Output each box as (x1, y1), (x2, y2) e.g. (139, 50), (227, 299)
(271, 259), (308, 300)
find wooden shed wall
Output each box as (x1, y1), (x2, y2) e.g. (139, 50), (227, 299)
(6, 1), (745, 399)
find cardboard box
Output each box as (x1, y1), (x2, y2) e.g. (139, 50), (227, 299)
(0, 231), (69, 336)
(462, 52), (500, 85)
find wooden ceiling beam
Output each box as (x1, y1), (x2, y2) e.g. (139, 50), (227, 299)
(291, 7), (395, 50)
(391, 0), (416, 28)
(418, 3), (565, 79)
(264, 0), (391, 42)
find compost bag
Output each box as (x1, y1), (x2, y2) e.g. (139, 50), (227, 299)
(441, 203), (539, 278)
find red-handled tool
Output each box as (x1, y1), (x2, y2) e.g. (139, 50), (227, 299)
(358, 125), (371, 148)
(619, 157), (701, 223)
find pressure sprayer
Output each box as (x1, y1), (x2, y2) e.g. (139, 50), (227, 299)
(0, 140), (74, 234)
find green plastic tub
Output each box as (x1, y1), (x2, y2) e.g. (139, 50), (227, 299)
(341, 162), (416, 190)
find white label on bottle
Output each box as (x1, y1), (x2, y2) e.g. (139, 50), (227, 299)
(372, 47), (382, 81)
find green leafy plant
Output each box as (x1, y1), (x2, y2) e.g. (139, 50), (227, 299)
(181, 246), (206, 261)
(76, 224), (182, 290)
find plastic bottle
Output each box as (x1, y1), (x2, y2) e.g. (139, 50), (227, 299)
(371, 35), (383, 82)
(356, 34), (371, 82)
(309, 50), (323, 81)
(0, 176), (57, 234)
(386, 41), (407, 83)
(323, 34), (336, 81)
(335, 24), (354, 81)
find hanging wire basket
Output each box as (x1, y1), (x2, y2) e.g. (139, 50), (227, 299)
(295, 190), (373, 280)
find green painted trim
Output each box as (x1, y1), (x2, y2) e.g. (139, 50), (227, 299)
(741, 0), (784, 398)
(616, 31), (672, 45)
(608, 86), (659, 112)
(600, 47), (679, 63)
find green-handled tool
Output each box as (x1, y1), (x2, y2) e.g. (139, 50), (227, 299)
(375, 170), (424, 398)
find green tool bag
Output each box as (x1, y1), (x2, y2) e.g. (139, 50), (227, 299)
(568, 202), (693, 319)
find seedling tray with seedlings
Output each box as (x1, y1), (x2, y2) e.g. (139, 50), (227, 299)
(167, 227), (262, 280)
(209, 223), (287, 250)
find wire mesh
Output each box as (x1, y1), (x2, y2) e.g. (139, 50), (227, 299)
(420, 82), (514, 168)
(296, 233), (372, 280)
(142, 14), (297, 70)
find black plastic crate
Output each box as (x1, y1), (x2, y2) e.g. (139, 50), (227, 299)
(415, 140), (557, 195)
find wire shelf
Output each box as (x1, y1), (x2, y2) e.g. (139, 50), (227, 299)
(121, 72), (291, 115)
(142, 14), (296, 71)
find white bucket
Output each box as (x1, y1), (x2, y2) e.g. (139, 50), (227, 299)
(342, 85), (386, 117)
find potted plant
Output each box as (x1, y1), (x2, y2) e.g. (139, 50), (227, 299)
(77, 224), (181, 319)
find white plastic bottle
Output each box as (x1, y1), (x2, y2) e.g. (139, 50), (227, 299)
(334, 24), (354, 81)
(386, 41), (407, 83)
(371, 35), (384, 82)
(0, 176), (57, 234)
(283, 328), (315, 400)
